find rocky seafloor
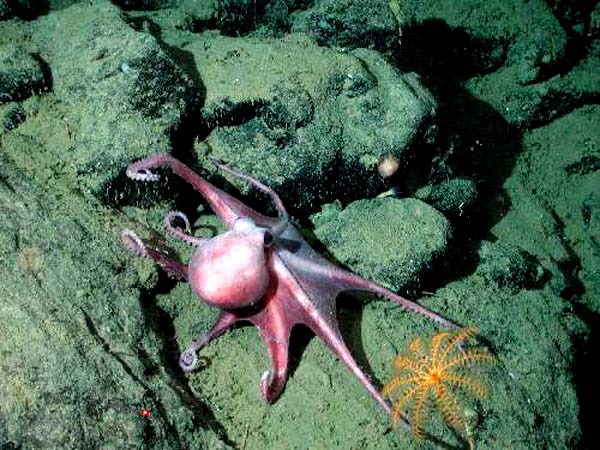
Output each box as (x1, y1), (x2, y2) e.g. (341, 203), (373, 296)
(1, 1), (599, 449)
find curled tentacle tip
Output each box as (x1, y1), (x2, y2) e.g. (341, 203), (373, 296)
(260, 370), (270, 398)
(179, 349), (199, 372)
(163, 211), (207, 247)
(164, 265), (187, 280)
(121, 229), (148, 257)
(165, 211), (191, 233)
(261, 370), (269, 382)
(260, 370), (281, 404)
(126, 167), (160, 182)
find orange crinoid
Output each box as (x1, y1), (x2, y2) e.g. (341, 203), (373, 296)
(383, 327), (494, 438)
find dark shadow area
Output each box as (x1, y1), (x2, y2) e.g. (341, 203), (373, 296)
(395, 20), (521, 233)
(4, 0), (49, 20)
(371, 20), (522, 296)
(571, 303), (599, 450)
(111, 0), (170, 12)
(287, 324), (319, 379)
(30, 53), (53, 98)
(335, 292), (377, 384)
(547, 0), (598, 76)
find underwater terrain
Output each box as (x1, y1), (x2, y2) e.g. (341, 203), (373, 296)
(1, 0), (599, 449)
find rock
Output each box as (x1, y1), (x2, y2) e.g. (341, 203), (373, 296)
(311, 197), (451, 291)
(403, 0), (567, 84)
(491, 104), (600, 311)
(32, 1), (200, 202)
(477, 240), (544, 291)
(291, 0), (399, 50)
(186, 33), (435, 212)
(465, 54), (600, 130)
(214, 0), (270, 36)
(0, 153), (230, 449)
(0, 44), (49, 103)
(1, 102), (26, 130)
(414, 177), (479, 220)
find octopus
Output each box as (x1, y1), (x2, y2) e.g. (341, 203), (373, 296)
(121, 154), (457, 428)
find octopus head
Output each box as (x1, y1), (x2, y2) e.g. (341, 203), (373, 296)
(189, 218), (273, 309)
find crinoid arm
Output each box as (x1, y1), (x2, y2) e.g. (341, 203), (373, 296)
(433, 383), (466, 432)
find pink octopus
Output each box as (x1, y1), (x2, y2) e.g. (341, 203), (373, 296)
(121, 154), (457, 429)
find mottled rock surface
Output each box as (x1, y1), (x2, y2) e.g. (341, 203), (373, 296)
(0, 0), (596, 448)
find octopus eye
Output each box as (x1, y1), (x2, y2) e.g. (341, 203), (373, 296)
(263, 231), (274, 247)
